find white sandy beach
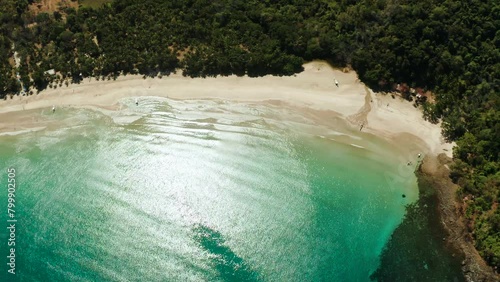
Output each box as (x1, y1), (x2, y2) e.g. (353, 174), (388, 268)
(0, 61), (453, 157)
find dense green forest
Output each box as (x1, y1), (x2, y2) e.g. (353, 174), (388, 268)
(0, 0), (499, 272)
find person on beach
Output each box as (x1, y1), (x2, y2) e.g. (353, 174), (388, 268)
(135, 98), (139, 106)
(360, 123), (364, 131)
(335, 79), (339, 87)
(52, 105), (55, 113)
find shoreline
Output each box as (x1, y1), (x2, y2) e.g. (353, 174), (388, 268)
(418, 155), (499, 281)
(372, 153), (499, 281)
(0, 61), (452, 158)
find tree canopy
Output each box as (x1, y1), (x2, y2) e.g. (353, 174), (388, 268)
(0, 0), (499, 271)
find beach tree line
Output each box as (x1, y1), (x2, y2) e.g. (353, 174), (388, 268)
(0, 0), (498, 270)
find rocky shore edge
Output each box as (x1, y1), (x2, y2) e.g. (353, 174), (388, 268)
(418, 154), (499, 282)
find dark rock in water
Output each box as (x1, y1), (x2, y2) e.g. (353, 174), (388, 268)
(402, 194), (406, 198)
(192, 224), (261, 281)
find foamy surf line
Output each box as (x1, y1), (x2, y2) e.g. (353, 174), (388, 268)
(350, 143), (365, 149)
(0, 126), (46, 136)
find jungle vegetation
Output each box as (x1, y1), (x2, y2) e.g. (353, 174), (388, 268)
(0, 0), (499, 270)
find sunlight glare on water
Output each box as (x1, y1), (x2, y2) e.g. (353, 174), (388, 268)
(0, 97), (418, 281)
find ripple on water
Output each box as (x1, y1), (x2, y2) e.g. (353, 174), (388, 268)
(0, 97), (426, 282)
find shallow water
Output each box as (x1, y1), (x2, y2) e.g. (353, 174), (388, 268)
(0, 97), (457, 281)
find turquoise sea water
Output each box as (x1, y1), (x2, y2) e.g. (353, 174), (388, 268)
(0, 97), (458, 281)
